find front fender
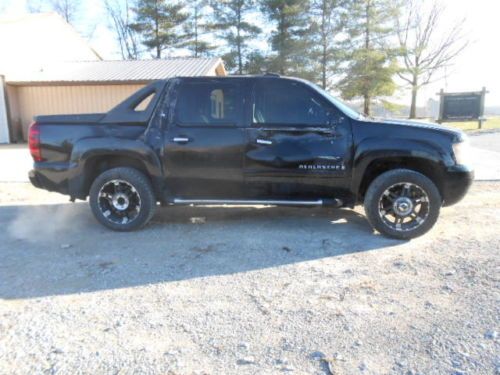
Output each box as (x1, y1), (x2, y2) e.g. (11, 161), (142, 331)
(350, 137), (453, 195)
(68, 137), (163, 198)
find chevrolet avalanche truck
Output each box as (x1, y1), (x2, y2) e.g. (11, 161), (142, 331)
(28, 75), (473, 239)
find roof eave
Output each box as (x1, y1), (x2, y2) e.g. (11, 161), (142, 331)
(6, 79), (161, 86)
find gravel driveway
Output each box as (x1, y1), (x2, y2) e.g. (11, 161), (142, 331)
(0, 181), (498, 374)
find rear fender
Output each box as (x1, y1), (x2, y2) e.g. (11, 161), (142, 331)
(68, 137), (163, 198)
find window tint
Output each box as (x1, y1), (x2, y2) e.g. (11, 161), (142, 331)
(176, 82), (242, 126)
(254, 80), (333, 126)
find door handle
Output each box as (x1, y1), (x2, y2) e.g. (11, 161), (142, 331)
(256, 139), (272, 145)
(173, 137), (190, 144)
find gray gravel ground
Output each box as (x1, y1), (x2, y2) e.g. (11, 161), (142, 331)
(0, 182), (499, 374)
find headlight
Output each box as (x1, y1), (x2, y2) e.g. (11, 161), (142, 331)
(452, 138), (472, 165)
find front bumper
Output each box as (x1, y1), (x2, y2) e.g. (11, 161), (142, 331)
(441, 164), (474, 206)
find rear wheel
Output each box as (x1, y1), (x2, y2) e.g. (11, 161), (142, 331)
(364, 169), (441, 239)
(89, 167), (156, 231)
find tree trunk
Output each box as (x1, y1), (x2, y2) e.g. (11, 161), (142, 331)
(154, 6), (161, 59)
(278, 8), (285, 75)
(321, 1), (327, 89)
(236, 5), (243, 74)
(194, 6), (199, 58)
(409, 75), (418, 119)
(363, 0), (371, 115)
(321, 56), (327, 89)
(237, 26), (242, 74)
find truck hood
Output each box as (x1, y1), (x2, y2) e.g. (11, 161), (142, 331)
(369, 117), (465, 140)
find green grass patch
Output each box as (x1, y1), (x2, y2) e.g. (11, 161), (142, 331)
(441, 117), (500, 132)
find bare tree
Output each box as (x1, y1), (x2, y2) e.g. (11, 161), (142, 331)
(49, 0), (80, 24)
(105, 0), (140, 60)
(397, 0), (468, 118)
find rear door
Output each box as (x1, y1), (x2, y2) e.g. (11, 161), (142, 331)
(244, 78), (353, 198)
(162, 78), (248, 198)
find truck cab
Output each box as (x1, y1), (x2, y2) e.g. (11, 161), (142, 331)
(162, 76), (353, 203)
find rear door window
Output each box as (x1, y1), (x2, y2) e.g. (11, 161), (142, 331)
(176, 81), (243, 126)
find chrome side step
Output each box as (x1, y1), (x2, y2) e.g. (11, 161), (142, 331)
(172, 198), (342, 207)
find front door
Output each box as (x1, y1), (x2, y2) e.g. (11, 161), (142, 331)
(244, 78), (353, 199)
(163, 78), (248, 198)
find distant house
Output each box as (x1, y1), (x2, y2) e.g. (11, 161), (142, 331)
(0, 13), (226, 143)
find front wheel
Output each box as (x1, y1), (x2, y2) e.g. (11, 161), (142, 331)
(89, 167), (156, 231)
(364, 169), (441, 239)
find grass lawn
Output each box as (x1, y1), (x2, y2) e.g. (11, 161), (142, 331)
(441, 117), (500, 132)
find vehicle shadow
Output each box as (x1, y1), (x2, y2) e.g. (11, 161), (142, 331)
(0, 202), (404, 299)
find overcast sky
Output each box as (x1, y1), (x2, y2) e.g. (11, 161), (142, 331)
(1, 0), (499, 107)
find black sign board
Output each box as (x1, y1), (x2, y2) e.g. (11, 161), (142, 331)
(437, 87), (487, 128)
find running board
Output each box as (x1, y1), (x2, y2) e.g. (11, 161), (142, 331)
(172, 198), (342, 207)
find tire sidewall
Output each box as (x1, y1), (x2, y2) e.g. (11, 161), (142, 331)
(89, 167), (156, 231)
(364, 169), (441, 240)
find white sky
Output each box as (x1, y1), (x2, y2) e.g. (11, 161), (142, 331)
(1, 0), (499, 106)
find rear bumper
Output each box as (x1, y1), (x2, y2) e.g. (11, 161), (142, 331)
(29, 160), (84, 197)
(28, 169), (42, 188)
(441, 164), (474, 206)
(29, 168), (70, 195)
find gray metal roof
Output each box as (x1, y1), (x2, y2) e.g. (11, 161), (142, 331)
(6, 58), (226, 85)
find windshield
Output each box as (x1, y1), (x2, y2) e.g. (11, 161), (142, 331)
(306, 82), (363, 120)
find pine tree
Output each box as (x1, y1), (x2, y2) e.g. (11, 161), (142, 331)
(131, 0), (190, 59)
(184, 0), (216, 58)
(211, 0), (261, 74)
(338, 0), (400, 115)
(260, 0), (313, 78)
(309, 0), (349, 89)
(244, 51), (269, 74)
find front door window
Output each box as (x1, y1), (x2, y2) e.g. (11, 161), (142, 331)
(253, 80), (335, 127)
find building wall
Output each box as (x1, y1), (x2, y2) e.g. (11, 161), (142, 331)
(0, 76), (10, 143)
(8, 83), (146, 141)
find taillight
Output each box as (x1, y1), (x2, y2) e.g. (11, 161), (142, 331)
(28, 122), (43, 162)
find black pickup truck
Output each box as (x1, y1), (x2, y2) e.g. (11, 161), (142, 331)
(28, 75), (473, 239)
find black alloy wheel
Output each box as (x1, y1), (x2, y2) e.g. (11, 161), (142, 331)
(364, 169), (441, 239)
(89, 167), (156, 231)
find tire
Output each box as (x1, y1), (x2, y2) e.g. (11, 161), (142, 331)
(364, 169), (441, 240)
(89, 167), (156, 231)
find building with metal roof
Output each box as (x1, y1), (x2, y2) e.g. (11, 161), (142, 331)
(5, 58), (226, 85)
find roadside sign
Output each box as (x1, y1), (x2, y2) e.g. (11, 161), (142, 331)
(437, 87), (487, 129)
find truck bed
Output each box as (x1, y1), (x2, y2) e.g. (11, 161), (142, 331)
(35, 114), (106, 124)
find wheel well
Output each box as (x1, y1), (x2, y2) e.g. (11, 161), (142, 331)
(358, 157), (444, 202)
(83, 155), (150, 196)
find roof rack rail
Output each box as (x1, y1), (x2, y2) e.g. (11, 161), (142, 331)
(263, 72), (280, 77)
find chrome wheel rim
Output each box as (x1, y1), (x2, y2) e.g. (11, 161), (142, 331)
(378, 182), (430, 232)
(97, 179), (141, 225)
